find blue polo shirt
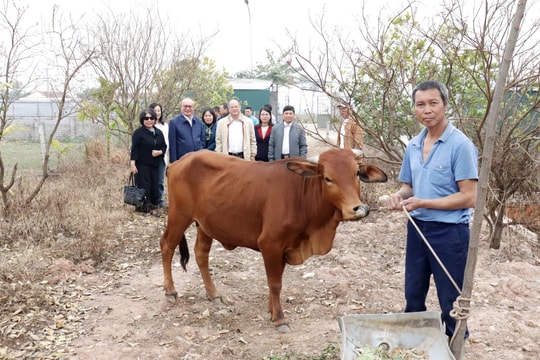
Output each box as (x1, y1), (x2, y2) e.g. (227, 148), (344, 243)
(399, 121), (478, 224)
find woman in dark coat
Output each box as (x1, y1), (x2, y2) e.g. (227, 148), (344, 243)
(254, 105), (274, 161)
(130, 108), (167, 214)
(201, 108), (217, 151)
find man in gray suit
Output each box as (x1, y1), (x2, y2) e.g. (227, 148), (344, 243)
(268, 105), (308, 161)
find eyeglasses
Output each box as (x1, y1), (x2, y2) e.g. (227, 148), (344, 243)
(144, 117), (155, 120)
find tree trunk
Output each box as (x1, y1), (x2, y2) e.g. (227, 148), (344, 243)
(489, 203), (506, 249)
(450, 1), (527, 359)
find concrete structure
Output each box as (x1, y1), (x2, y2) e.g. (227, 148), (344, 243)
(229, 78), (335, 126)
(229, 78), (272, 116)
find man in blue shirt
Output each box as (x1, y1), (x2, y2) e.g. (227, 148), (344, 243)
(385, 80), (478, 340)
(243, 106), (259, 126)
(168, 98), (205, 163)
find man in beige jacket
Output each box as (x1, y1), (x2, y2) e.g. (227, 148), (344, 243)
(215, 99), (257, 160)
(336, 102), (364, 150)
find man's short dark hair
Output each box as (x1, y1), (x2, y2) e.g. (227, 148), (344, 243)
(412, 80), (449, 105)
(282, 105), (295, 113)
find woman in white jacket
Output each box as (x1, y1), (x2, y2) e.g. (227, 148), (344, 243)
(150, 102), (168, 208)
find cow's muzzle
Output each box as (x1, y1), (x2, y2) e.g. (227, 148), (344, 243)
(352, 204), (370, 219)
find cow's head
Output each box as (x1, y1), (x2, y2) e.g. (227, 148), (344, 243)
(286, 148), (387, 221)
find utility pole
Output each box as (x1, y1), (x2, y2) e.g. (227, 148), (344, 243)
(244, 0), (253, 69)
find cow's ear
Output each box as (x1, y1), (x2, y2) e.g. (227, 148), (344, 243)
(286, 161), (319, 177)
(358, 164), (388, 183)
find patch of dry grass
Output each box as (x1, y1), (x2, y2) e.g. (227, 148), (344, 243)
(1, 161), (128, 261)
(0, 140), (164, 358)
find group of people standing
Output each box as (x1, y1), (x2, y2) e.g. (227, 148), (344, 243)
(129, 98), (310, 215)
(129, 96), (367, 216)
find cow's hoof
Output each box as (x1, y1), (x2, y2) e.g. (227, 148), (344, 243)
(165, 291), (178, 303)
(275, 323), (291, 333)
(209, 295), (235, 305)
(220, 295), (235, 305)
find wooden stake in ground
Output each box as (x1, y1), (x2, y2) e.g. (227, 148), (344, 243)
(450, 1), (528, 359)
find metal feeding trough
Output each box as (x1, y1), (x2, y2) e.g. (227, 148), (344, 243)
(338, 311), (455, 360)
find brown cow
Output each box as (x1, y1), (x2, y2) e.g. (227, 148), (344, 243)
(160, 148), (387, 331)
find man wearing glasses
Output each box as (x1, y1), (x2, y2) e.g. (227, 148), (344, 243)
(168, 98), (205, 163)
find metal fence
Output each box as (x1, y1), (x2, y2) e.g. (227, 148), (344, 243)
(5, 115), (99, 142)
(6, 98), (99, 142)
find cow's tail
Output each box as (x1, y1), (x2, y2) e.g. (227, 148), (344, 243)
(178, 234), (190, 271)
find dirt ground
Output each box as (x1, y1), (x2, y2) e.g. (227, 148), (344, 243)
(3, 136), (539, 360)
(52, 205), (539, 360)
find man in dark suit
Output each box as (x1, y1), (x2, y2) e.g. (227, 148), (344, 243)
(168, 98), (205, 163)
(268, 105), (308, 161)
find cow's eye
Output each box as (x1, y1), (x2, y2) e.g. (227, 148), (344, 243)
(324, 177), (333, 184)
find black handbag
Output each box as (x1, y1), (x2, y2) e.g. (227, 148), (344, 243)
(123, 174), (146, 207)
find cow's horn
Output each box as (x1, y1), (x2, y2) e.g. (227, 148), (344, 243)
(307, 155), (319, 164)
(352, 149), (363, 157)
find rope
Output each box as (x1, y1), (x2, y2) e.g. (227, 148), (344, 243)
(402, 205), (462, 294)
(401, 205), (472, 345)
(449, 296), (471, 348)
